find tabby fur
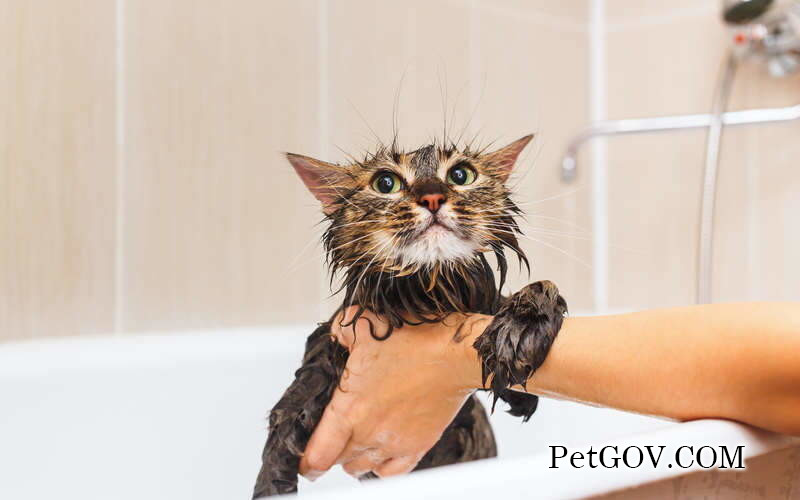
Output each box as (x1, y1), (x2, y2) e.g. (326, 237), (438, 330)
(253, 135), (567, 497)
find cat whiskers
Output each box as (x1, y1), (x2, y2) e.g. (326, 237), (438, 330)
(519, 187), (585, 206)
(285, 231), (326, 276)
(372, 230), (414, 307)
(324, 183), (366, 213)
(471, 225), (592, 270)
(326, 218), (383, 230)
(523, 214), (590, 233)
(345, 232), (400, 310)
(470, 210), (592, 236)
(285, 219), (388, 277)
(478, 221), (641, 255)
(480, 221), (589, 240)
(462, 188), (584, 214)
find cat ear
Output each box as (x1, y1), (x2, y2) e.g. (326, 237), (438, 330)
(482, 134), (534, 182)
(286, 153), (347, 214)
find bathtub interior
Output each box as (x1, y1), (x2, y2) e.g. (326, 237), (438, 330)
(0, 327), (671, 500)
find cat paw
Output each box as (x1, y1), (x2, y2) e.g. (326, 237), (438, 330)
(473, 280), (567, 412)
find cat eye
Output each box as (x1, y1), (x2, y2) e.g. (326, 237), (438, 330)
(447, 163), (477, 186)
(372, 171), (403, 194)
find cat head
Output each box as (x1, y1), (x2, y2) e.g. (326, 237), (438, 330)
(288, 135), (532, 287)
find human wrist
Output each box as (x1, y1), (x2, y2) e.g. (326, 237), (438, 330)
(472, 281), (568, 397)
(450, 314), (492, 392)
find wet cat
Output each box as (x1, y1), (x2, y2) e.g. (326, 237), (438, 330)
(253, 135), (567, 497)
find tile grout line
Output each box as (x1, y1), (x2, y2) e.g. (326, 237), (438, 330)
(317, 0), (330, 316)
(468, 0), (480, 137)
(589, 0), (609, 313)
(317, 0), (329, 164)
(114, 0), (126, 335)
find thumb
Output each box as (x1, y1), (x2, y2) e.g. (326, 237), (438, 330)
(299, 398), (353, 479)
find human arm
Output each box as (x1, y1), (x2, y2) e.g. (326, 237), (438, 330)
(299, 302), (800, 479)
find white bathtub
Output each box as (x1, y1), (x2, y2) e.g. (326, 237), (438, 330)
(0, 327), (793, 500)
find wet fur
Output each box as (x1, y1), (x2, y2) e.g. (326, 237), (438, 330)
(253, 138), (567, 497)
(474, 280), (568, 414)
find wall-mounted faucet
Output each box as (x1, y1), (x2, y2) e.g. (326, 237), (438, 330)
(561, 0), (800, 184)
(725, 0), (800, 76)
(560, 0), (800, 305)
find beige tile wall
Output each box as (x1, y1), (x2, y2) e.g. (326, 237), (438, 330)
(4, 0), (798, 341)
(1, 0), (592, 341)
(0, 0), (116, 341)
(8, 0), (794, 340)
(605, 2), (727, 309)
(716, 65), (800, 303)
(123, 0), (325, 331)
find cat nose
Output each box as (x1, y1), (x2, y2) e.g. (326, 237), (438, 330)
(419, 193), (446, 213)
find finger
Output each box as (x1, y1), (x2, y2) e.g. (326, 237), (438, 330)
(348, 309), (391, 345)
(299, 403), (353, 478)
(331, 306), (360, 349)
(333, 439), (373, 466)
(341, 451), (383, 478)
(373, 455), (419, 478)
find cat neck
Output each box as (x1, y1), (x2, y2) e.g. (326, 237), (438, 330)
(337, 253), (503, 324)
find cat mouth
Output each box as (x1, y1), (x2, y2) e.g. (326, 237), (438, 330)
(421, 219), (451, 234)
(415, 218), (472, 243)
(399, 216), (470, 248)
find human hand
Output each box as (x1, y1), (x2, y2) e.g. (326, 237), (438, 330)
(298, 307), (490, 479)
